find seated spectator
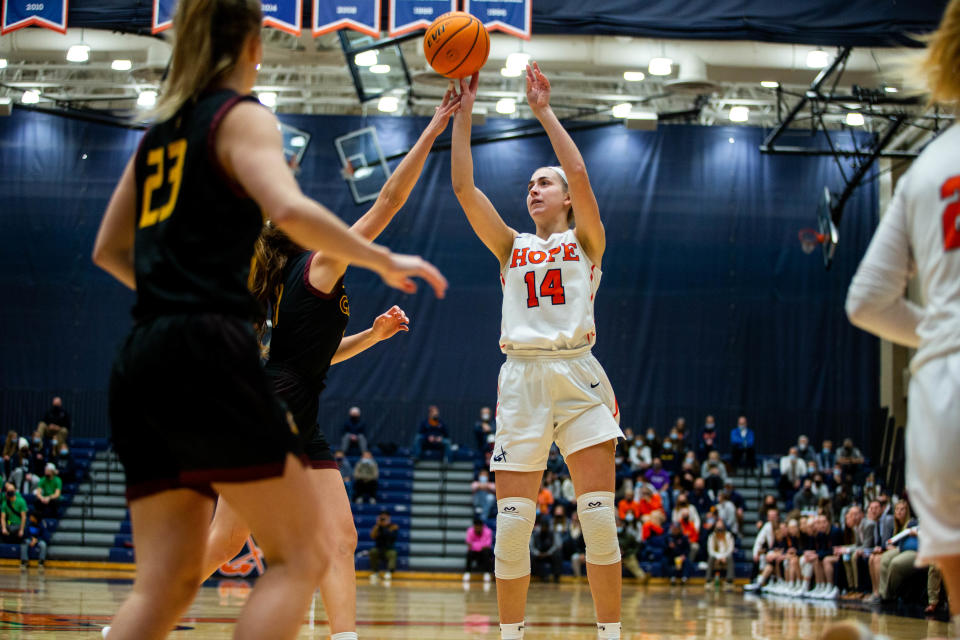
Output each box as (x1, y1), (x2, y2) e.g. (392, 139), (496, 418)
(796, 434), (816, 465)
(677, 508), (700, 564)
(474, 407), (495, 464)
(536, 475), (554, 516)
(544, 471), (571, 512)
(340, 406), (368, 455)
(20, 511), (48, 571)
(41, 397), (71, 438)
(689, 478), (714, 518)
(614, 453), (632, 498)
(628, 432), (651, 471)
(369, 510), (398, 580)
(412, 405), (452, 464)
(680, 451), (699, 478)
(663, 522), (693, 584)
(641, 428), (660, 461)
(642, 509), (666, 542)
(352, 451), (379, 504)
(672, 494), (700, 531)
(810, 472), (831, 501)
(673, 418), (689, 451)
(707, 518), (735, 587)
(618, 492), (641, 521)
(9, 439), (37, 495)
(778, 446), (806, 505)
(836, 437), (865, 482)
(644, 459), (671, 495)
(866, 499), (917, 604)
(793, 478), (820, 514)
(334, 450), (353, 483)
(50, 432), (74, 484)
(862, 472), (883, 505)
(563, 512), (587, 578)
(618, 514), (648, 582)
(471, 470), (496, 519)
(529, 515), (562, 582)
(715, 491), (739, 537)
(33, 464), (62, 519)
(751, 508), (781, 576)
(729, 416), (756, 471)
(545, 444), (566, 475)
(818, 439), (835, 472)
(28, 428), (47, 475)
(696, 415), (719, 461)
(557, 473), (576, 511)
(658, 437), (679, 474)
(701, 451), (727, 492)
(1, 482), (27, 545)
(463, 517), (493, 582)
(636, 484), (664, 522)
(1, 430), (18, 479)
(755, 494), (779, 532)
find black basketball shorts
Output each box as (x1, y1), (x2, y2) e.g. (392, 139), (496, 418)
(266, 367), (337, 470)
(109, 313), (305, 502)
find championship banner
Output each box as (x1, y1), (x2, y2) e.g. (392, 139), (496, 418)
(262, 0), (301, 36)
(388, 0), (455, 37)
(1, 0), (68, 35)
(313, 0), (380, 37)
(463, 0), (530, 40)
(152, 0), (175, 34)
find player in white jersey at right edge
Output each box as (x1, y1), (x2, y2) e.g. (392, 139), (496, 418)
(451, 63), (623, 640)
(845, 0), (960, 632)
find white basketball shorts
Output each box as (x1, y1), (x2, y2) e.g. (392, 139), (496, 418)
(906, 349), (960, 564)
(491, 348), (622, 472)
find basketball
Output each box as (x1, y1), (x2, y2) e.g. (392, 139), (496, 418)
(422, 11), (490, 79)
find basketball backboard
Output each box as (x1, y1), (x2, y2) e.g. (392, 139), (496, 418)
(334, 127), (392, 204)
(817, 186), (839, 270)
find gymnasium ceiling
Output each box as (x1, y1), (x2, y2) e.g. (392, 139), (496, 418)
(0, 22), (944, 156)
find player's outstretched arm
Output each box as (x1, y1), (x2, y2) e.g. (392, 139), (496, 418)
(845, 187), (922, 348)
(450, 72), (516, 267)
(526, 62), (605, 265)
(331, 305), (410, 365)
(219, 101), (446, 298)
(92, 155), (137, 290)
(310, 90), (461, 292)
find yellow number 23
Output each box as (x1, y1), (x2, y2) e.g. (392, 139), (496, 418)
(139, 139), (187, 229)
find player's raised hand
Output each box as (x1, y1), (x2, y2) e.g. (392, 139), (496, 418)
(426, 87), (462, 136)
(372, 305), (411, 341)
(526, 62), (551, 113)
(456, 72), (480, 114)
(379, 253), (448, 298)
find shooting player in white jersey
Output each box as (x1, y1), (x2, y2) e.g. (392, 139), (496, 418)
(846, 0), (960, 629)
(451, 63), (624, 640)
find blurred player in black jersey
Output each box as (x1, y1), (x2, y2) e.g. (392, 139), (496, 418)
(197, 91), (461, 640)
(91, 2), (446, 639)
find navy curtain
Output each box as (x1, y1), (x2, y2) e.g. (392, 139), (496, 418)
(0, 108), (879, 454)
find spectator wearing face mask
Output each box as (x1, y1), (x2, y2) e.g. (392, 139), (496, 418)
(463, 517), (494, 583)
(677, 507), (700, 564)
(697, 415), (719, 461)
(412, 405), (452, 464)
(334, 450), (353, 484)
(707, 518), (735, 587)
(2, 430), (18, 479)
(340, 406), (368, 455)
(730, 415), (756, 471)
(664, 522), (693, 584)
(715, 491), (739, 536)
(545, 444), (566, 475)
(818, 440), (835, 472)
(796, 435), (815, 465)
(9, 439), (38, 496)
(34, 463), (62, 519)
(836, 438), (865, 481)
(810, 472), (831, 501)
(529, 515), (563, 582)
(618, 513), (648, 582)
(51, 432), (74, 484)
(658, 437), (679, 474)
(473, 406), (495, 463)
(352, 451), (379, 504)
(689, 478), (715, 517)
(635, 484), (664, 522)
(618, 492), (641, 520)
(701, 451), (727, 488)
(793, 478), (820, 514)
(641, 428), (660, 461)
(627, 432), (651, 471)
(644, 458), (671, 494)
(778, 446), (806, 505)
(472, 470), (496, 519)
(1, 482), (27, 545)
(41, 397), (71, 437)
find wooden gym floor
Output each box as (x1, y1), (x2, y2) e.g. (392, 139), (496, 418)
(0, 566), (950, 639)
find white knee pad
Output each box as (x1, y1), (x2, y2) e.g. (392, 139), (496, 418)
(494, 497), (536, 580)
(578, 491), (620, 566)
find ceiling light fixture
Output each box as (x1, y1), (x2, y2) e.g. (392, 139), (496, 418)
(846, 112), (865, 126)
(377, 95), (399, 113)
(0, 59), (7, 70)
(66, 44), (90, 63)
(729, 106), (749, 122)
(612, 103), (632, 118)
(760, 80), (779, 88)
(111, 59), (132, 71)
(505, 52), (530, 72)
(496, 98), (516, 114)
(22, 90), (40, 104)
(884, 86), (899, 93)
(500, 67), (522, 78)
(370, 64), (391, 74)
(623, 71), (645, 82)
(354, 50), (378, 67)
(137, 90), (157, 108)
(806, 49), (829, 69)
(258, 92), (277, 108)
(648, 57), (672, 76)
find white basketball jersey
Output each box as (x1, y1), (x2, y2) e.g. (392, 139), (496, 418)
(849, 125), (960, 372)
(899, 125), (960, 370)
(499, 229), (600, 353)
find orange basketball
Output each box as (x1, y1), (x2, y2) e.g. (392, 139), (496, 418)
(422, 11), (490, 79)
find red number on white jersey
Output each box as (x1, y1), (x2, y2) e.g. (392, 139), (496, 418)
(941, 175), (960, 251)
